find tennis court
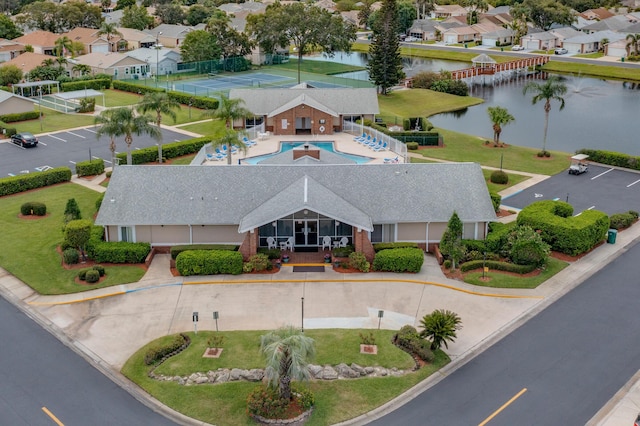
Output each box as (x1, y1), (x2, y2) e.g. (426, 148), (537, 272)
(172, 72), (296, 97)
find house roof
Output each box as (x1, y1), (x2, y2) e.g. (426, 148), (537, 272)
(434, 4), (467, 15)
(14, 31), (60, 48)
(410, 19), (438, 32)
(62, 27), (120, 45)
(268, 93), (339, 118)
(472, 53), (496, 64)
(144, 24), (194, 39)
(3, 52), (52, 72)
(563, 30), (627, 44)
(0, 90), (36, 104)
(524, 32), (558, 41)
(481, 28), (515, 38)
(116, 27), (156, 43)
(549, 27), (582, 39)
(230, 88), (379, 116)
(73, 52), (146, 68)
(124, 47), (181, 64)
(95, 163), (497, 229)
(581, 15), (634, 32)
(444, 26), (479, 35)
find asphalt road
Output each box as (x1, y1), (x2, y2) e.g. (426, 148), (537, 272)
(0, 127), (193, 177)
(503, 164), (640, 215)
(0, 296), (177, 426)
(369, 241), (640, 426)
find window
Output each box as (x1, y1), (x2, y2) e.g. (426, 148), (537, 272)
(119, 226), (134, 242)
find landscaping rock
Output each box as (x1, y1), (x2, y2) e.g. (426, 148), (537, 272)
(320, 365), (339, 380)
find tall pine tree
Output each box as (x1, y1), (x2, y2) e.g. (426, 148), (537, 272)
(367, 0), (404, 95)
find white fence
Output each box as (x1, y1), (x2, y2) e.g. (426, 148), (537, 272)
(342, 120), (407, 162)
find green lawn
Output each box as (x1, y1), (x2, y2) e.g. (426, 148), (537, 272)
(17, 109), (95, 134)
(541, 60), (640, 82)
(0, 184), (146, 294)
(573, 52), (604, 59)
(271, 59), (365, 75)
(353, 43), (515, 64)
(122, 330), (449, 426)
(175, 118), (225, 137)
(378, 88), (484, 120)
(101, 89), (142, 107)
(463, 257), (569, 289)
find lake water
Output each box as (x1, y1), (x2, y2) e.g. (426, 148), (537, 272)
(306, 52), (640, 156)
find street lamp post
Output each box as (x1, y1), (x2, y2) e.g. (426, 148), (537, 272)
(155, 32), (162, 88)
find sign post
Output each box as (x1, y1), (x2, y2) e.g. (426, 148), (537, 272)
(378, 310), (384, 330)
(213, 311), (219, 332)
(192, 311), (199, 334)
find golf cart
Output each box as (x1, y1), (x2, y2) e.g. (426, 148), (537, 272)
(568, 154), (589, 175)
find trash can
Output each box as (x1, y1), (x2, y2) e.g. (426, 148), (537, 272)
(501, 47), (504, 52)
(607, 229), (617, 244)
(621, 57), (625, 63)
(464, 43), (468, 48)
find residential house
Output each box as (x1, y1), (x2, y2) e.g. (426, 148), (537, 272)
(229, 86), (379, 135)
(478, 13), (513, 27)
(521, 31), (558, 50)
(14, 30), (60, 55)
(562, 30), (626, 54)
(144, 24), (195, 48)
(579, 8), (615, 21)
(408, 19), (439, 41)
(605, 38), (630, 58)
(0, 39), (25, 63)
(125, 47), (181, 77)
(95, 163), (496, 260)
(442, 26), (479, 44)
(62, 27), (122, 54)
(480, 28), (515, 47)
(549, 27), (582, 45)
(116, 27), (157, 51)
(432, 4), (468, 19)
(71, 52), (149, 79)
(0, 90), (36, 115)
(581, 15), (635, 34)
(2, 52), (52, 74)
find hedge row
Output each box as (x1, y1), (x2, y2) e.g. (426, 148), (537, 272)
(170, 244), (238, 259)
(459, 259), (537, 274)
(75, 159), (105, 177)
(61, 78), (111, 92)
(175, 250), (243, 275)
(393, 325), (434, 362)
(0, 111), (40, 122)
(372, 242), (419, 252)
(372, 247), (424, 273)
(0, 167), (71, 197)
(0, 121), (17, 136)
(144, 333), (189, 365)
(112, 80), (219, 110)
(85, 226), (151, 264)
(20, 201), (46, 216)
(609, 210), (639, 230)
(116, 137), (211, 165)
(577, 149), (640, 171)
(517, 200), (609, 256)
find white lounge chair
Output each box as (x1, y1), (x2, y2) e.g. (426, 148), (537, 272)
(321, 236), (332, 250)
(285, 237), (295, 252)
(338, 237), (349, 248)
(267, 236), (277, 250)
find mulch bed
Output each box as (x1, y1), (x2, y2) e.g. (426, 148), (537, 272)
(57, 246), (148, 272)
(17, 213), (50, 220)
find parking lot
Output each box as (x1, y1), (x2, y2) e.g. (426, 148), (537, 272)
(0, 126), (193, 177)
(503, 164), (640, 215)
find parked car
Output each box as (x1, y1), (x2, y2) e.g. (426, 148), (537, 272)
(554, 48), (568, 55)
(404, 36), (419, 42)
(11, 132), (38, 148)
(511, 45), (524, 51)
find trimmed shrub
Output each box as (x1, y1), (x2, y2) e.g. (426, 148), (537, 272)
(63, 248), (79, 265)
(95, 193), (104, 211)
(406, 141), (419, 150)
(485, 221), (515, 253)
(116, 136), (211, 165)
(348, 251), (370, 272)
(460, 260), (537, 274)
(507, 226), (550, 267)
(170, 244), (238, 259)
(332, 245), (354, 258)
(60, 78), (111, 92)
(0, 121), (17, 136)
(609, 211), (638, 230)
(373, 248), (424, 273)
(247, 386), (289, 419)
(490, 170), (509, 184)
(20, 201), (46, 216)
(246, 253), (270, 272)
(0, 167), (72, 197)
(75, 159), (105, 177)
(490, 192), (501, 213)
(0, 111), (39, 122)
(176, 250), (243, 275)
(143, 333), (188, 365)
(462, 239), (486, 253)
(517, 200), (609, 256)
(373, 242), (419, 252)
(65, 198), (81, 221)
(85, 269), (100, 283)
(443, 259), (452, 269)
(257, 248), (281, 260)
(393, 325), (434, 362)
(77, 97), (96, 113)
(63, 219), (92, 251)
(112, 80), (219, 110)
(87, 241), (150, 264)
(92, 265), (105, 276)
(77, 268), (91, 280)
(106, 171), (112, 178)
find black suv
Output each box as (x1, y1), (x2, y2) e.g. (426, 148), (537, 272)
(11, 132), (38, 147)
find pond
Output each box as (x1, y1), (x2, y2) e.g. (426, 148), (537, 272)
(306, 52), (640, 156)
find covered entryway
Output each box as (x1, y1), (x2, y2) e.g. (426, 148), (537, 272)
(295, 116), (312, 135)
(295, 218), (318, 246)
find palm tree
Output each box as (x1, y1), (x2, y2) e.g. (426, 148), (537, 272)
(419, 309), (462, 351)
(211, 129), (249, 165)
(522, 76), (567, 155)
(260, 326), (315, 401)
(97, 22), (123, 52)
(72, 63), (91, 77)
(626, 33), (640, 57)
(94, 109), (119, 167)
(95, 107), (160, 165)
(203, 94), (252, 130)
(54, 36), (72, 58)
(487, 106), (515, 147)
(136, 92), (180, 134)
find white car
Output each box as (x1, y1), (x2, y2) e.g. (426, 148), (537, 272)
(554, 48), (568, 55)
(511, 45), (524, 51)
(404, 36), (419, 42)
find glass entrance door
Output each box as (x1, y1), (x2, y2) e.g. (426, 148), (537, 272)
(294, 220), (318, 246)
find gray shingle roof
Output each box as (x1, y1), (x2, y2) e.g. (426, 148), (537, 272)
(95, 163), (497, 230)
(229, 88), (379, 116)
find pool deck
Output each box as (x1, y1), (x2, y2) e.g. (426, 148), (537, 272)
(202, 132), (404, 165)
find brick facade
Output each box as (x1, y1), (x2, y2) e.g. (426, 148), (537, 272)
(238, 230), (258, 260)
(270, 104), (335, 136)
(353, 228), (376, 263)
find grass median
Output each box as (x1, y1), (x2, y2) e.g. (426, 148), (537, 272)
(463, 257), (569, 289)
(122, 329), (449, 426)
(0, 183), (145, 294)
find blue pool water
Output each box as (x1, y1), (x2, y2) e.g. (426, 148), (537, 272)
(242, 141), (372, 165)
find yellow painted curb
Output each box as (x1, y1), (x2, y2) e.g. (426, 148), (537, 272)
(28, 291), (126, 306)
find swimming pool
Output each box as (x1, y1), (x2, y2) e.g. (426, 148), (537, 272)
(241, 141), (373, 165)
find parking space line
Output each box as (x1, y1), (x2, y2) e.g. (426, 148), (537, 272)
(38, 141), (47, 146)
(591, 168), (614, 180)
(84, 128), (97, 134)
(69, 161), (76, 164)
(66, 131), (85, 138)
(47, 134), (66, 142)
(627, 178), (640, 188)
